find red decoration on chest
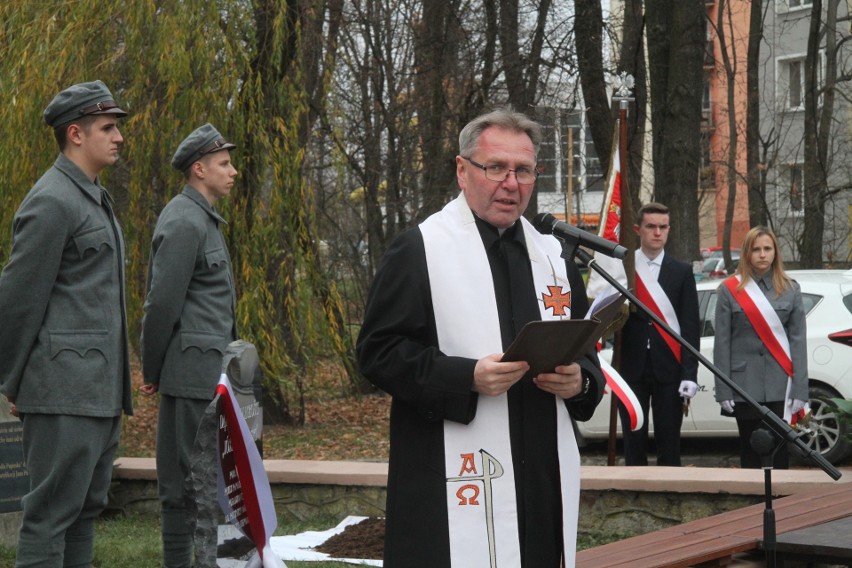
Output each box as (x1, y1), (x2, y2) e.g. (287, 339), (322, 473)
(541, 285), (572, 316)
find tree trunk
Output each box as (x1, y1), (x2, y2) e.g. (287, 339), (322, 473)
(716, 0), (739, 270)
(646, 0), (705, 260)
(618, 0), (647, 225)
(801, 0), (837, 268)
(746, 0), (768, 227)
(575, 0), (614, 174)
(414, 0), (463, 221)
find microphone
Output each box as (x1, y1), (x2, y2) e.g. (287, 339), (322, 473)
(532, 213), (628, 259)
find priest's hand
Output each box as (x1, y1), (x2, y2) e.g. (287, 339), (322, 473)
(139, 383), (159, 396)
(473, 354), (528, 396)
(533, 363), (584, 399)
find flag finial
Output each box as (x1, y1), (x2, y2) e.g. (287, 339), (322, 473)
(611, 72), (635, 102)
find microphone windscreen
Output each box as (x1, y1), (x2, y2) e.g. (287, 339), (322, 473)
(749, 428), (777, 456)
(532, 213), (555, 234)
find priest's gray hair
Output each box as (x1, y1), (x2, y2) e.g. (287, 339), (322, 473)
(458, 108), (542, 160)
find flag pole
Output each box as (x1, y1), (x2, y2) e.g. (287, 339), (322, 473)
(607, 74), (635, 466)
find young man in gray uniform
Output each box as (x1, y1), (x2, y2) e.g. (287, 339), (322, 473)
(140, 123), (238, 568)
(0, 81), (133, 567)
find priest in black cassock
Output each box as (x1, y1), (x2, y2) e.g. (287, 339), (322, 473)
(356, 108), (605, 568)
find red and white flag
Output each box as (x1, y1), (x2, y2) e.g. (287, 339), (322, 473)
(216, 374), (288, 568)
(585, 122), (641, 428)
(586, 122), (628, 299)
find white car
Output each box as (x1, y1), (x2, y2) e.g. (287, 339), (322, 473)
(579, 269), (852, 465)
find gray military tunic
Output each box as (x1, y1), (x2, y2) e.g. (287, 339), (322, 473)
(141, 184), (237, 398)
(0, 153), (132, 416)
(713, 269), (808, 404)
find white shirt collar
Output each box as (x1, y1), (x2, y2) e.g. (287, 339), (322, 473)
(637, 248), (665, 267)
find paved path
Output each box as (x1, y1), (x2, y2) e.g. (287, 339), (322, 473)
(579, 436), (852, 469)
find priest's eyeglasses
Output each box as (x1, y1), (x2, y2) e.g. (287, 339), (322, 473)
(463, 157), (540, 185)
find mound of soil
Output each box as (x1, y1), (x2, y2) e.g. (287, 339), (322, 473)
(314, 517), (385, 560)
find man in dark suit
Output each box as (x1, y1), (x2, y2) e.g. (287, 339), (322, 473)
(618, 202), (700, 466)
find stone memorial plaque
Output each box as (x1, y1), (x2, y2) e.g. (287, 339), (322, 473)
(222, 341), (263, 454)
(0, 420), (27, 514)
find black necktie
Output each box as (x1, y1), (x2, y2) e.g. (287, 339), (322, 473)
(499, 236), (540, 345)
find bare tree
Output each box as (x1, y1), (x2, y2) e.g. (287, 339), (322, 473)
(713, 0), (743, 271)
(619, 0), (648, 221)
(801, 0), (851, 266)
(414, 0), (466, 221)
(575, 0), (614, 173)
(747, 0), (770, 227)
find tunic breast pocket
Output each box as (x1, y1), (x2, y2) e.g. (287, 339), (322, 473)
(72, 225), (113, 259)
(204, 247), (228, 270)
(730, 303), (750, 328)
(773, 301), (792, 323)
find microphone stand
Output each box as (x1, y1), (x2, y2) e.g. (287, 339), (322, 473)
(751, 428), (783, 568)
(558, 242), (843, 484)
(561, 239), (841, 565)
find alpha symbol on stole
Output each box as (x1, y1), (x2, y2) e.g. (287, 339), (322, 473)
(541, 285), (572, 316)
(446, 450), (505, 568)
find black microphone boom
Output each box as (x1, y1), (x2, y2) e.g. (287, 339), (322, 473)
(532, 213), (628, 260)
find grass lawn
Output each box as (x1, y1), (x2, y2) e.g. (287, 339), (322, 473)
(0, 512), (626, 568)
(0, 512), (363, 567)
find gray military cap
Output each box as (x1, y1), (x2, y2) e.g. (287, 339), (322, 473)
(171, 123), (237, 172)
(43, 80), (127, 128)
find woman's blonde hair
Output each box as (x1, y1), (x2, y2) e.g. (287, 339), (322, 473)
(736, 225), (790, 295)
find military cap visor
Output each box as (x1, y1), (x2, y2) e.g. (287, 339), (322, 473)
(198, 138), (237, 156)
(43, 80), (127, 128)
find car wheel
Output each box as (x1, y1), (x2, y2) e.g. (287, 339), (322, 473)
(797, 384), (851, 465)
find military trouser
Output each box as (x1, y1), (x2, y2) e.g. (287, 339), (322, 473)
(16, 414), (121, 568)
(157, 395), (209, 568)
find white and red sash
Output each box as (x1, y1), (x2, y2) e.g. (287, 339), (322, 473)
(597, 344), (644, 431)
(723, 276), (808, 424)
(215, 374), (287, 568)
(633, 252), (682, 362)
(420, 193), (581, 568)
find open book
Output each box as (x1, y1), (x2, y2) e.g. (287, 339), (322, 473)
(501, 290), (625, 377)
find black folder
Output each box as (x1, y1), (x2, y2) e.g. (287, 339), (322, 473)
(501, 292), (626, 377)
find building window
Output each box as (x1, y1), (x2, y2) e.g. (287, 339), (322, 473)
(530, 107), (602, 195)
(789, 164), (804, 213)
(778, 0), (813, 11)
(779, 53), (823, 110)
(788, 59), (803, 108)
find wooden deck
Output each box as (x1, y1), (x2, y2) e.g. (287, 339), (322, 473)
(576, 480), (852, 568)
